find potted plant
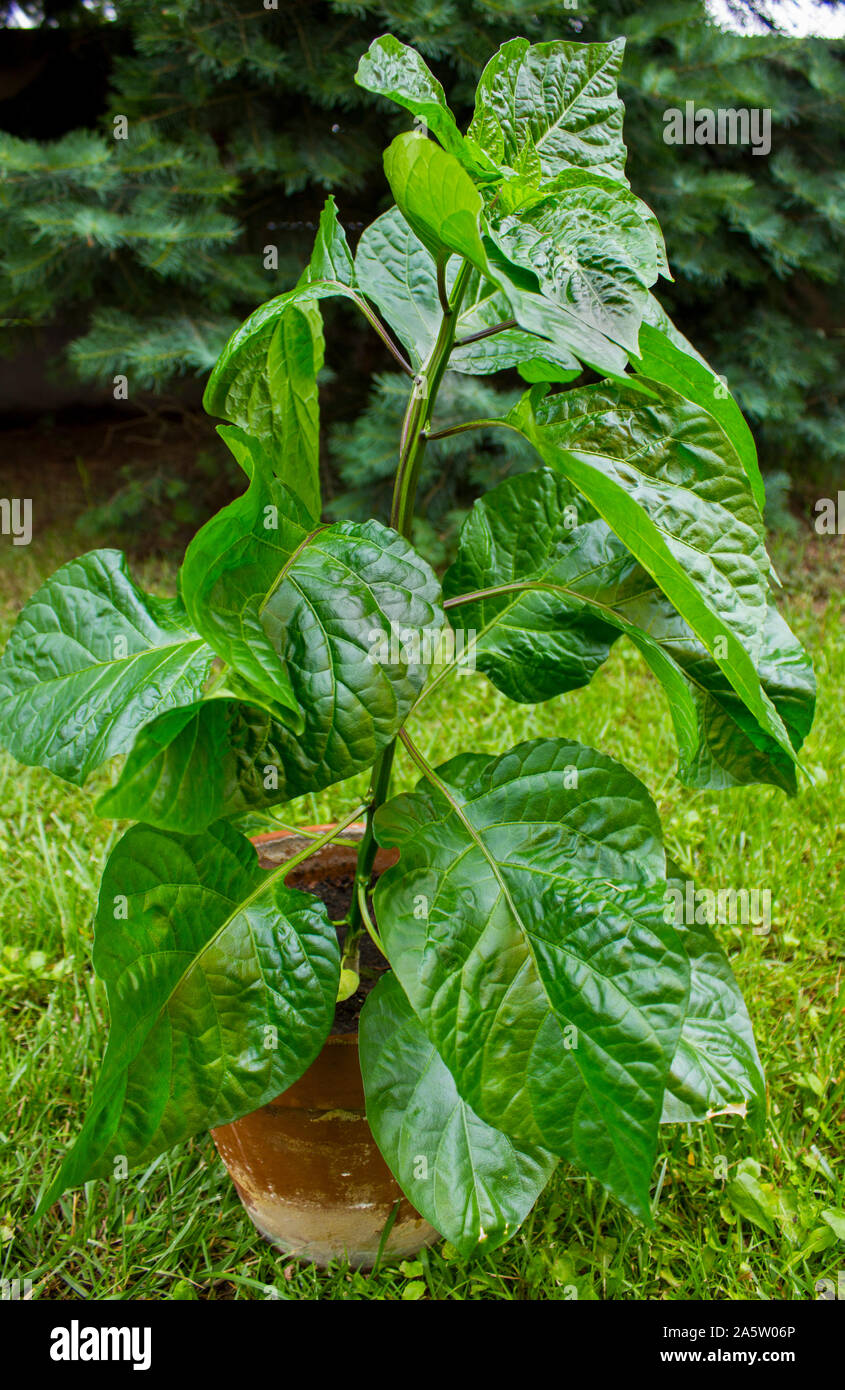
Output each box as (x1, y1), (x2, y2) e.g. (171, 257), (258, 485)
(0, 33), (814, 1267)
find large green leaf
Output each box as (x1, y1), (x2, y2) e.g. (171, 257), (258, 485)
(443, 469), (625, 702)
(485, 172), (658, 354)
(204, 287), (325, 519)
(453, 276), (581, 382)
(97, 700), (232, 831)
(97, 679), (408, 831)
(509, 380), (798, 765)
(618, 590), (815, 793)
(484, 237), (631, 378)
(373, 739), (688, 1220)
(203, 197), (357, 517)
(0, 549), (213, 784)
(355, 208), (579, 379)
(180, 429), (444, 775)
(383, 132), (488, 274)
(180, 428), (317, 721)
(444, 470), (814, 792)
(491, 171), (670, 285)
(355, 35), (493, 175)
(354, 207), (442, 369)
(359, 973), (556, 1258)
(467, 38), (628, 186)
(38, 820), (340, 1209)
(354, 199), (628, 380)
(631, 322), (765, 513)
(662, 863), (766, 1127)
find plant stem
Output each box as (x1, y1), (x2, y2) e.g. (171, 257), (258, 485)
(356, 882), (386, 955)
(390, 259), (473, 536)
(453, 316), (517, 347)
(352, 291), (414, 376)
(436, 260), (450, 317)
(276, 802), (369, 880)
(346, 739), (396, 938)
(268, 820), (360, 848)
(346, 256), (473, 932)
(425, 416), (504, 442)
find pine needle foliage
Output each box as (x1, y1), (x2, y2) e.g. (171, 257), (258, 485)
(1, 0), (842, 480)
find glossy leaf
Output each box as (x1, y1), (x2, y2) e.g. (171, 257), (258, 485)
(97, 682), (408, 831)
(619, 590), (815, 793)
(383, 132), (488, 274)
(355, 208), (579, 379)
(39, 820), (340, 1208)
(444, 469), (814, 791)
(443, 469), (625, 702)
(374, 739), (688, 1220)
(443, 466), (700, 744)
(631, 322), (765, 513)
(355, 208), (442, 369)
(454, 281), (581, 382)
(96, 699), (234, 832)
(485, 238), (631, 378)
(304, 193), (355, 287)
(355, 35), (490, 173)
(509, 379), (798, 765)
(203, 198), (357, 517)
(180, 430), (444, 779)
(360, 972), (556, 1258)
(355, 200), (626, 380)
(485, 173), (658, 353)
(180, 429), (317, 720)
(0, 549), (213, 784)
(467, 38), (627, 186)
(662, 902), (766, 1128)
(204, 286), (325, 519)
(496, 167), (670, 281)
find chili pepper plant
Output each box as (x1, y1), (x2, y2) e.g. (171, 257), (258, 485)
(0, 34), (815, 1257)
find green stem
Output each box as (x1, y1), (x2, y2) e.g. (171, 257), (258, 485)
(346, 257), (473, 932)
(436, 260), (450, 317)
(352, 292), (414, 376)
(443, 577), (639, 627)
(453, 317), (517, 347)
(356, 881), (386, 956)
(425, 416), (506, 442)
(270, 821), (361, 848)
(409, 576), (640, 718)
(276, 802), (369, 881)
(346, 739), (396, 938)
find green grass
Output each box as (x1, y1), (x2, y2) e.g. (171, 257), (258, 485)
(0, 526), (843, 1301)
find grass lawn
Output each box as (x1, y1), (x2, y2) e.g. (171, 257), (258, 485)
(0, 510), (843, 1301)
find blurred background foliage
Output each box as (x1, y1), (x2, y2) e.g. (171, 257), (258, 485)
(0, 0), (843, 560)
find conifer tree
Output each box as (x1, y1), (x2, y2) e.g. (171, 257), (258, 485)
(1, 0), (842, 490)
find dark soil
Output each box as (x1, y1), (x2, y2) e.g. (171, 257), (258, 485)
(303, 872), (390, 1036)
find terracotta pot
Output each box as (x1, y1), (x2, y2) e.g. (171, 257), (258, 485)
(211, 826), (440, 1269)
